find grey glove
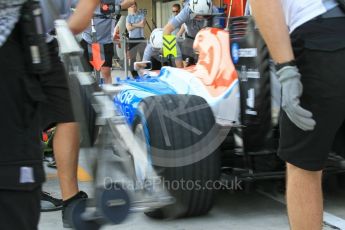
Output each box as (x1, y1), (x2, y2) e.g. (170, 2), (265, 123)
(277, 66), (316, 131)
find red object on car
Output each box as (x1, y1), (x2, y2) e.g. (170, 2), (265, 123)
(223, 0), (247, 17)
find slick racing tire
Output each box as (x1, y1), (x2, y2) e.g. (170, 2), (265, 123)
(133, 94), (221, 219)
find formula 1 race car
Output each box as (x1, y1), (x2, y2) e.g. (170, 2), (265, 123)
(56, 15), (345, 229)
(110, 16), (345, 219)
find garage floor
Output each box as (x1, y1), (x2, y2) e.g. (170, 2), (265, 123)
(39, 148), (345, 230)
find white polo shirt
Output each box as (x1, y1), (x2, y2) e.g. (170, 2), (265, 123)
(281, 0), (338, 33)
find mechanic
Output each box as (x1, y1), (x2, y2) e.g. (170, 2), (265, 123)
(39, 0), (89, 225)
(163, 0), (222, 68)
(170, 3), (182, 35)
(142, 28), (164, 70)
(251, 0), (345, 229)
(126, 1), (146, 78)
(170, 3), (187, 51)
(81, 0), (135, 84)
(39, 0), (79, 215)
(0, 0), (99, 229)
(41, 0), (134, 227)
(142, 28), (183, 70)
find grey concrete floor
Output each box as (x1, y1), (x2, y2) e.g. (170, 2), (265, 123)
(39, 147), (345, 230)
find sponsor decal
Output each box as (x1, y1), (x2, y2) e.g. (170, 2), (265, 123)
(238, 48), (257, 57)
(246, 88), (257, 115)
(246, 71), (260, 79)
(231, 42), (240, 64)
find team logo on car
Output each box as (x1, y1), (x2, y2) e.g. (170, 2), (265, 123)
(231, 42), (239, 64)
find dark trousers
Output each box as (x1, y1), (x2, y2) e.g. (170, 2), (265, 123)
(182, 35), (197, 65)
(0, 187), (41, 230)
(128, 37), (145, 77)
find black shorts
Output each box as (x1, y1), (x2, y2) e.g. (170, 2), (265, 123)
(0, 23), (45, 189)
(40, 39), (75, 130)
(278, 17), (345, 171)
(80, 39), (114, 71)
(0, 186), (41, 230)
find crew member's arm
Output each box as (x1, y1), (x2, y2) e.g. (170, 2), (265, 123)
(250, 0), (294, 63)
(163, 6), (189, 35)
(127, 16), (145, 31)
(176, 25), (185, 37)
(163, 23), (175, 35)
(134, 19), (146, 28)
(113, 23), (120, 41)
(142, 43), (153, 62)
(251, 0), (316, 131)
(68, 0), (134, 34)
(163, 6), (189, 68)
(120, 0), (135, 9)
(68, 0), (99, 34)
(126, 16), (134, 31)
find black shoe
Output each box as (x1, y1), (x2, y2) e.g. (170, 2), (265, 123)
(41, 191), (63, 212)
(62, 191), (88, 228)
(47, 158), (57, 169)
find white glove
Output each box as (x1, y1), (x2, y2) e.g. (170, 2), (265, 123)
(277, 66), (316, 131)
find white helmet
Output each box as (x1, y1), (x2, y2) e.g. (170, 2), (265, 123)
(149, 28), (164, 49)
(189, 0), (213, 15)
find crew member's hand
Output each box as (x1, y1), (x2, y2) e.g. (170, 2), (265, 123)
(277, 66), (316, 131)
(114, 31), (121, 48)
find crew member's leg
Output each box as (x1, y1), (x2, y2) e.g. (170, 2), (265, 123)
(279, 18), (345, 229)
(286, 164), (323, 230)
(40, 39), (88, 228)
(101, 43), (114, 84)
(54, 122), (80, 200)
(137, 37), (145, 61)
(40, 39), (82, 201)
(180, 36), (195, 67)
(128, 38), (140, 78)
(80, 39), (93, 72)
